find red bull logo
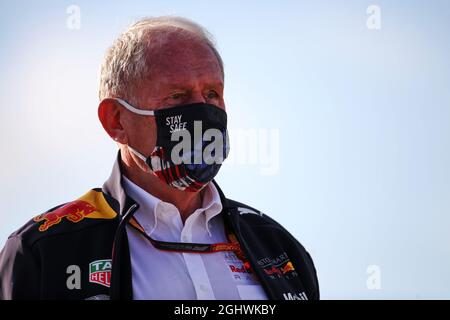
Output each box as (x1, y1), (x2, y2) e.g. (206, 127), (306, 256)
(229, 264), (248, 273)
(33, 200), (97, 232)
(263, 266), (283, 276)
(264, 261), (296, 276)
(281, 261), (295, 274)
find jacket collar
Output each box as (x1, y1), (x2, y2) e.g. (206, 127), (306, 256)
(102, 151), (130, 216)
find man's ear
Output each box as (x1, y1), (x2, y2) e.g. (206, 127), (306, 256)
(98, 98), (129, 144)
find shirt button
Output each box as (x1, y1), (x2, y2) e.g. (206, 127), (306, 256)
(200, 284), (208, 292)
(182, 235), (188, 242)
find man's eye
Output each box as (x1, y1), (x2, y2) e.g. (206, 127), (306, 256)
(206, 90), (219, 99)
(170, 92), (185, 100)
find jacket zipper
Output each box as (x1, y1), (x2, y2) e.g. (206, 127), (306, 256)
(110, 203), (139, 299)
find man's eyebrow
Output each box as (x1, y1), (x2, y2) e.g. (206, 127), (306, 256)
(206, 81), (224, 89)
(163, 80), (224, 90)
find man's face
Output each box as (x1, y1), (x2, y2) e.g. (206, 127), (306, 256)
(121, 30), (225, 159)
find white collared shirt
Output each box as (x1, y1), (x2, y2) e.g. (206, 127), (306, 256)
(123, 176), (268, 300)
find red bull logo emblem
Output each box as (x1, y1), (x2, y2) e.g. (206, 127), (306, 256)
(33, 200), (97, 232)
(264, 261), (296, 276)
(281, 261), (295, 274)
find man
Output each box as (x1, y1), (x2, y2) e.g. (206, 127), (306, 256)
(0, 16), (319, 300)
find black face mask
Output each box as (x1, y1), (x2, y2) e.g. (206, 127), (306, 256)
(115, 98), (229, 192)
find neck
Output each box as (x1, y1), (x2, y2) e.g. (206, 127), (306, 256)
(120, 151), (203, 223)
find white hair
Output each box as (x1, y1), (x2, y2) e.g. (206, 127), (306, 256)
(98, 16), (224, 104)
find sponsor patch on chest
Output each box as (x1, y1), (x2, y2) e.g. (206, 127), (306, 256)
(89, 259), (112, 288)
(224, 252), (256, 282)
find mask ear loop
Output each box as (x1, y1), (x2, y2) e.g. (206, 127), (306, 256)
(127, 145), (147, 163)
(127, 142), (157, 175)
(114, 98), (155, 116)
(113, 98), (155, 170)
(128, 144), (158, 174)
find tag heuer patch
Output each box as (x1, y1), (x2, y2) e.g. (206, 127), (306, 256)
(89, 259), (112, 288)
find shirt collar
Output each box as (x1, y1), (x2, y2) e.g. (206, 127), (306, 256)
(121, 175), (223, 237)
(102, 152), (129, 215)
(102, 151), (229, 227)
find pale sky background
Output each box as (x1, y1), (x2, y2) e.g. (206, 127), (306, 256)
(0, 0), (449, 299)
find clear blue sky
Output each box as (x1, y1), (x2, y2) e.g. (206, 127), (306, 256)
(1, 0), (449, 299)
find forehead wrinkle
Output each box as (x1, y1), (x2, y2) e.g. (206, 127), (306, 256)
(149, 52), (220, 77)
(157, 71), (224, 87)
(145, 30), (222, 78)
(146, 61), (223, 94)
(135, 30), (223, 103)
